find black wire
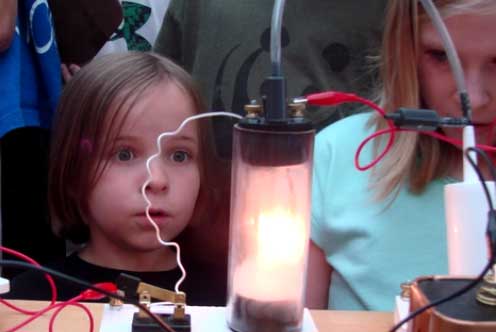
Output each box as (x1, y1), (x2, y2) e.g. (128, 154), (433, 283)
(0, 260), (177, 332)
(466, 147), (495, 212)
(389, 148), (496, 332)
(467, 147), (496, 196)
(468, 147), (496, 261)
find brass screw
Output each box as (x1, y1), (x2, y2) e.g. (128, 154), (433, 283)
(109, 290), (125, 308)
(138, 290), (152, 318)
(288, 102), (306, 118)
(477, 266), (496, 306)
(400, 281), (412, 300)
(244, 101), (263, 118)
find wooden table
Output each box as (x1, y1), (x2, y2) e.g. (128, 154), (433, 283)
(0, 301), (393, 332)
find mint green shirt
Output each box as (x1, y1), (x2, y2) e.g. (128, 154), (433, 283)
(311, 112), (452, 311)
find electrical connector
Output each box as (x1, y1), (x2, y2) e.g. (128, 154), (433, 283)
(384, 108), (470, 131)
(79, 282), (118, 301)
(303, 91), (358, 106)
(116, 273), (191, 332)
(116, 273), (141, 300)
(384, 108), (440, 131)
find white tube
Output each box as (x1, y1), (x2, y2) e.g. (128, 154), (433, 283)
(419, 0), (467, 99)
(270, 0), (286, 76)
(445, 181), (495, 275)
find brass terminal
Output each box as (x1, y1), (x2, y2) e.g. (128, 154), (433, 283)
(116, 273), (188, 320)
(109, 289), (125, 308)
(288, 102), (306, 118)
(400, 281), (412, 300)
(137, 290), (152, 318)
(476, 266), (496, 306)
(136, 282), (187, 320)
(244, 103), (263, 118)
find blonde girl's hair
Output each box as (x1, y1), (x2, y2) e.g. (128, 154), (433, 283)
(49, 52), (214, 243)
(370, 0), (496, 200)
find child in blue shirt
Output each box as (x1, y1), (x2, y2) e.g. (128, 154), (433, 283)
(307, 0), (496, 311)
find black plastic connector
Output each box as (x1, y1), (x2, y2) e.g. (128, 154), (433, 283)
(384, 108), (441, 131)
(262, 76), (287, 122)
(384, 108), (470, 131)
(132, 313), (191, 332)
(115, 273), (141, 299)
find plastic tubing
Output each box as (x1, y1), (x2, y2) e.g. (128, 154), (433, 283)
(419, 0), (471, 120)
(270, 0), (286, 76)
(418, 0), (477, 181)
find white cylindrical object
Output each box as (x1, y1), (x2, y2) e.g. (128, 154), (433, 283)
(444, 181), (495, 275)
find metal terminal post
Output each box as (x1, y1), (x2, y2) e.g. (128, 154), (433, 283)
(289, 102), (306, 118)
(116, 273), (191, 332)
(291, 96), (308, 105)
(400, 281), (412, 300)
(244, 100), (264, 118)
(476, 265), (496, 306)
(137, 290), (152, 318)
(109, 289), (125, 308)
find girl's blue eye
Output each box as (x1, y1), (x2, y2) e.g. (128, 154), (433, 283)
(170, 150), (189, 163)
(117, 148), (134, 161)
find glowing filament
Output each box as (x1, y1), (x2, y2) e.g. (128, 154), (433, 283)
(255, 207), (306, 267)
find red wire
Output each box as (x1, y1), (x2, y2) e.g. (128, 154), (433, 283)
(5, 296), (94, 332)
(0, 246), (115, 331)
(306, 92), (396, 170)
(4, 281), (115, 332)
(486, 118), (496, 145)
(305, 91), (496, 171)
(48, 282), (116, 332)
(50, 303), (94, 332)
(0, 246), (58, 314)
(48, 297), (94, 332)
(354, 128), (395, 171)
(47, 283), (116, 332)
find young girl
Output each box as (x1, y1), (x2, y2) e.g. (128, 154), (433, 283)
(306, 0), (496, 311)
(8, 52), (227, 305)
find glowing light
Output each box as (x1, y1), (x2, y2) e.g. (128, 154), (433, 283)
(256, 207), (306, 267)
(234, 207), (307, 302)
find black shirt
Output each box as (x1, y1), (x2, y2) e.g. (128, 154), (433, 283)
(6, 253), (227, 306)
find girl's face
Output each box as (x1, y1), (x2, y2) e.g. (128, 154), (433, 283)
(418, 11), (496, 145)
(84, 81), (201, 269)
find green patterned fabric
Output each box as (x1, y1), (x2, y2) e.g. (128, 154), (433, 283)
(111, 1), (152, 51)
(97, 0), (169, 56)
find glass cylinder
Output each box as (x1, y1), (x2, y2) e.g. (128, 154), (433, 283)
(226, 124), (314, 332)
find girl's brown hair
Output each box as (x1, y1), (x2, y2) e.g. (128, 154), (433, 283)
(371, 0), (496, 200)
(49, 52), (214, 243)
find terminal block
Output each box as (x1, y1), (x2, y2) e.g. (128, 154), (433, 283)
(116, 273), (191, 332)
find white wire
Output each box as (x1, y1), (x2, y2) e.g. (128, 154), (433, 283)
(141, 111), (243, 292)
(418, 0), (467, 100)
(418, 0), (477, 182)
(270, 0), (286, 76)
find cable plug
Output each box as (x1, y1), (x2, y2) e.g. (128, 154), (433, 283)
(439, 116), (471, 127)
(384, 108), (440, 131)
(79, 282), (118, 301)
(301, 91), (358, 106)
(116, 273), (141, 300)
(385, 108), (471, 131)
